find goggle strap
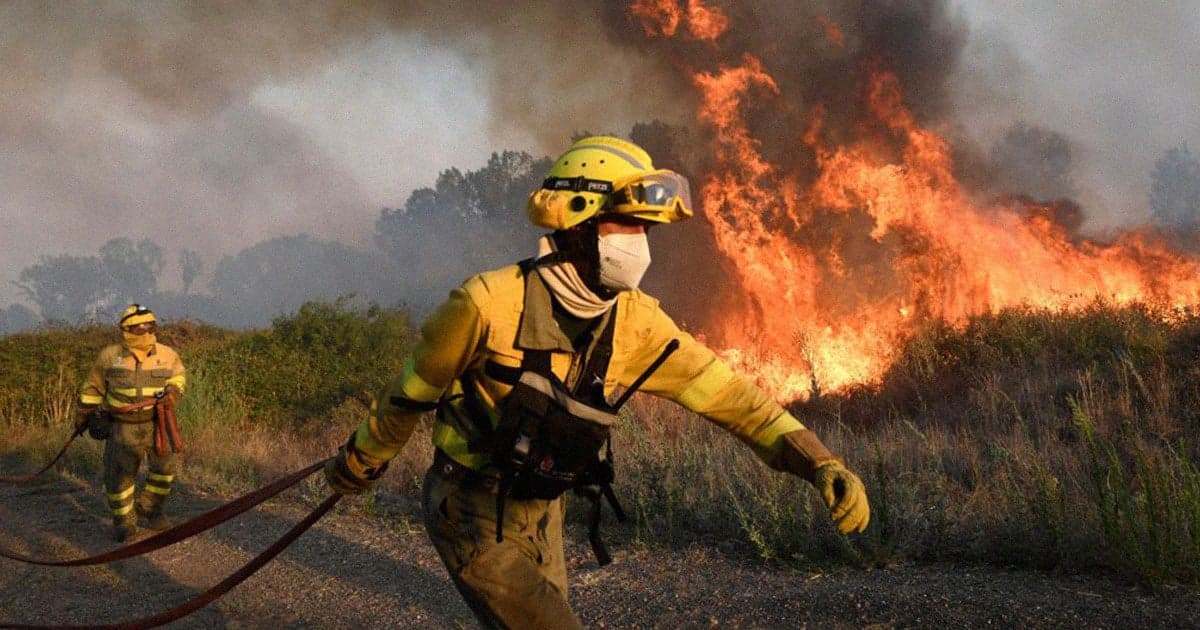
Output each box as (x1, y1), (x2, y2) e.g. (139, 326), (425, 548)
(542, 177), (614, 194)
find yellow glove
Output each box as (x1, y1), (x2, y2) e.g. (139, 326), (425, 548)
(773, 429), (870, 534)
(324, 432), (389, 495)
(813, 461), (870, 534)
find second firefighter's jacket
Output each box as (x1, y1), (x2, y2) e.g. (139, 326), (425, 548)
(79, 343), (186, 422)
(354, 263), (806, 473)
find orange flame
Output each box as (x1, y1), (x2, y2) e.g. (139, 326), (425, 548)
(631, 0), (681, 37)
(693, 58), (1200, 400)
(686, 0), (729, 41)
(631, 0), (727, 41)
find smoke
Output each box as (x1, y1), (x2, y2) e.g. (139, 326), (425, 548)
(0, 0), (689, 307)
(3, 0), (1197, 326)
(950, 1), (1200, 225)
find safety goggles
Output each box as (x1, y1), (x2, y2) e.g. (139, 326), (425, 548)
(122, 321), (157, 334)
(610, 169), (694, 222)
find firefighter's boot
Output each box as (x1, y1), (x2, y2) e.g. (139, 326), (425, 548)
(136, 485), (172, 531)
(113, 513), (138, 543)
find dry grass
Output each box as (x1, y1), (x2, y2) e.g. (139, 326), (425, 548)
(2, 301), (1198, 591)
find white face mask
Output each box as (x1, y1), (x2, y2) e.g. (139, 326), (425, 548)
(598, 232), (652, 292)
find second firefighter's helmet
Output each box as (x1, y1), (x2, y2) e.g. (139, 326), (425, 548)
(526, 136), (694, 230)
(118, 304), (156, 329)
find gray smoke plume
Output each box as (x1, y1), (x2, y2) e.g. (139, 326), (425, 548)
(950, 1), (1200, 225)
(2, 0), (1196, 327)
(0, 0), (687, 309)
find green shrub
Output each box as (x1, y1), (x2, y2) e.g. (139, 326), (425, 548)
(194, 298), (414, 427)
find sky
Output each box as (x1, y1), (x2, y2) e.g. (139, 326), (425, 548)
(2, 1), (1199, 308)
(950, 1), (1200, 224)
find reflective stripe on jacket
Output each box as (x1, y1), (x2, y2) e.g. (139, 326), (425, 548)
(353, 263), (805, 472)
(79, 343), (186, 420)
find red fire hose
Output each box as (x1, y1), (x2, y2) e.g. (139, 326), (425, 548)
(0, 422), (88, 484)
(0, 459), (327, 566)
(0, 460), (339, 629)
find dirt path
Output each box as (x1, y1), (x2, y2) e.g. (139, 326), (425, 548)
(1, 470), (1198, 629)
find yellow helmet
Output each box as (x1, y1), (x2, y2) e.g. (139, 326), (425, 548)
(527, 135), (694, 230)
(118, 304), (156, 329)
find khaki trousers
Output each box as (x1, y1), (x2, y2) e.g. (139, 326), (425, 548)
(422, 465), (583, 630)
(102, 421), (180, 522)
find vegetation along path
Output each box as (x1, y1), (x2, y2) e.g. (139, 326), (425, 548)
(0, 469), (1197, 629)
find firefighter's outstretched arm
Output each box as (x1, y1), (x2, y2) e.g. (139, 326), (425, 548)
(628, 304), (869, 534)
(325, 287), (486, 494)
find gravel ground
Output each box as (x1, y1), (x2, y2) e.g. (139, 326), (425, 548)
(1, 471), (1198, 629)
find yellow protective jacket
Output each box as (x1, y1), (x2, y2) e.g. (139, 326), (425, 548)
(79, 343), (186, 421)
(353, 263), (805, 473)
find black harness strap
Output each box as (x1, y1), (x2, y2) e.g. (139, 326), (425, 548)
(483, 360), (521, 385)
(494, 348), (554, 543)
(582, 338), (679, 564)
(494, 269), (626, 565)
(568, 309), (624, 565)
(387, 396), (439, 412)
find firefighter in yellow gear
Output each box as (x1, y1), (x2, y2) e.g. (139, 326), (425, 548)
(78, 304), (186, 542)
(325, 136), (870, 628)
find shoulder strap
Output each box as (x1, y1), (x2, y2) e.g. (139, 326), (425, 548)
(520, 348), (553, 375)
(572, 303), (618, 404)
(517, 259), (555, 376)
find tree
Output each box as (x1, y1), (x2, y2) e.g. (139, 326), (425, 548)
(15, 254), (111, 323)
(989, 122), (1076, 201)
(15, 238), (166, 324)
(208, 234), (403, 328)
(1150, 145), (1200, 228)
(100, 238), (164, 306)
(374, 150), (549, 305)
(179, 249), (203, 294)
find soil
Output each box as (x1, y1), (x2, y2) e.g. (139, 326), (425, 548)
(1, 469), (1198, 629)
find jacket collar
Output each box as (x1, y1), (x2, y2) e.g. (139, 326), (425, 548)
(516, 270), (575, 352)
(121, 344), (157, 360)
